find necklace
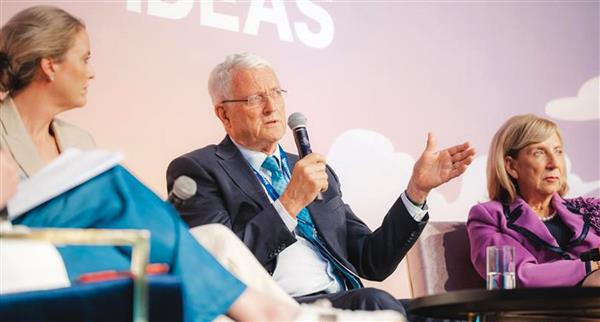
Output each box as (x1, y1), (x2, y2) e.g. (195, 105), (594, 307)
(539, 211), (557, 222)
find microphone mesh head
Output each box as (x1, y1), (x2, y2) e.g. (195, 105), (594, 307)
(287, 112), (307, 130)
(173, 176), (197, 200)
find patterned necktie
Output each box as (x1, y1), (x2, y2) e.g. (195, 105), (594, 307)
(261, 156), (287, 195)
(261, 155), (362, 289)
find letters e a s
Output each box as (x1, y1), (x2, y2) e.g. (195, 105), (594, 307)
(126, 0), (335, 49)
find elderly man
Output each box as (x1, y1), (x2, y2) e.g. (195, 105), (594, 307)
(167, 52), (475, 314)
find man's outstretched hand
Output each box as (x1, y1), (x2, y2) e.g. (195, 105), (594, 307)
(406, 133), (475, 204)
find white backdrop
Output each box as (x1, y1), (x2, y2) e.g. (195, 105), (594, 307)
(2, 0), (598, 297)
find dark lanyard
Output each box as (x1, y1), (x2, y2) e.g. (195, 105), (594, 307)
(252, 145), (291, 201)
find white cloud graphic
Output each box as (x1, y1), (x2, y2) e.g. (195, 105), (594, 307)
(545, 76), (599, 121)
(564, 157), (600, 198)
(327, 129), (600, 226)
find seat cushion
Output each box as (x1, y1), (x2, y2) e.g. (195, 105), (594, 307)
(0, 275), (182, 322)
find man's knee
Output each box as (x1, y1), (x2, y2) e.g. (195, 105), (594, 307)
(189, 224), (245, 259)
(195, 223), (235, 237)
(190, 224), (236, 244)
(348, 288), (405, 313)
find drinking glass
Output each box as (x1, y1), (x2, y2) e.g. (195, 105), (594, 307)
(486, 245), (516, 290)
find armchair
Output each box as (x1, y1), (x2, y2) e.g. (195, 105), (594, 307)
(406, 221), (484, 297)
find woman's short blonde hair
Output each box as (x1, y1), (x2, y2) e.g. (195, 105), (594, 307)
(0, 6), (84, 94)
(487, 114), (568, 202)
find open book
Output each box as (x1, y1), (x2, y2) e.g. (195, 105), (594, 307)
(7, 149), (123, 220)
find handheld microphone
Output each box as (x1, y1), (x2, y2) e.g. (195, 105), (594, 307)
(168, 176), (197, 208)
(287, 112), (323, 201)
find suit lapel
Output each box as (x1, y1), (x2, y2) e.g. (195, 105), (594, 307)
(282, 148), (356, 271)
(509, 197), (560, 248)
(51, 120), (75, 152)
(219, 141), (350, 261)
(505, 195), (591, 258)
(0, 98), (44, 177)
(307, 198), (347, 259)
(283, 151), (333, 227)
(552, 194), (588, 245)
(215, 136), (271, 207)
(286, 150), (349, 261)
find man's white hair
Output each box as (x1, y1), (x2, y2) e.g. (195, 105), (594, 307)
(208, 52), (273, 105)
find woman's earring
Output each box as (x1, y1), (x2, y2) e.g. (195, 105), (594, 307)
(49, 75), (54, 81)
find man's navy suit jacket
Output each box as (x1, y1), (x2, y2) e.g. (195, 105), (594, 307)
(167, 136), (428, 281)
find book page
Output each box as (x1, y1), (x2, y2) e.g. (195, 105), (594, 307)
(7, 149), (123, 219)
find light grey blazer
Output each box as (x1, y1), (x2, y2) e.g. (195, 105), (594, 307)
(0, 97), (95, 178)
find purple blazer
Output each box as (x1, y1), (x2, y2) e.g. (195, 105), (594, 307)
(467, 193), (600, 287)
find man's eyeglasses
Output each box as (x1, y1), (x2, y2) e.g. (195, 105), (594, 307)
(221, 88), (287, 107)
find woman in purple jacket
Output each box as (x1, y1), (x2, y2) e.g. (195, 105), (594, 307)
(467, 114), (600, 287)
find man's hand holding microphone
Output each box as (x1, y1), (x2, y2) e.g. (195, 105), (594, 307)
(279, 113), (328, 218)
